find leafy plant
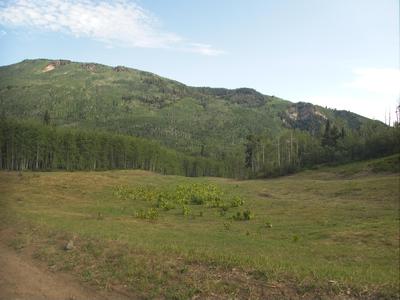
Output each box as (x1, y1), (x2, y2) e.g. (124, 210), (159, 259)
(176, 183), (223, 207)
(263, 221), (272, 228)
(243, 210), (253, 220)
(223, 222), (231, 230)
(114, 185), (158, 202)
(132, 186), (157, 202)
(232, 210), (253, 221)
(230, 196), (244, 207)
(157, 192), (176, 211)
(135, 208), (159, 220)
(219, 204), (229, 216)
(113, 185), (133, 200)
(114, 183), (249, 220)
(182, 205), (191, 216)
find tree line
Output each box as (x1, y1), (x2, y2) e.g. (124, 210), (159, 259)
(243, 119), (400, 178)
(0, 117), (398, 179)
(0, 118), (225, 177)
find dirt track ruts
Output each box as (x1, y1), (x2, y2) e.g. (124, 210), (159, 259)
(0, 230), (130, 300)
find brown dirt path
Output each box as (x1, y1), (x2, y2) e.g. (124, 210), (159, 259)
(0, 232), (131, 300)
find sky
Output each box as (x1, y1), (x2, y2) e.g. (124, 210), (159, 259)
(0, 0), (399, 122)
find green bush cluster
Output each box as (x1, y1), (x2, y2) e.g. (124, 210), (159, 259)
(230, 196), (245, 207)
(114, 183), (251, 220)
(114, 185), (157, 202)
(135, 208), (159, 220)
(157, 192), (176, 211)
(175, 183), (223, 206)
(232, 210), (253, 221)
(263, 221), (273, 228)
(132, 186), (157, 202)
(182, 205), (191, 216)
(113, 185), (132, 200)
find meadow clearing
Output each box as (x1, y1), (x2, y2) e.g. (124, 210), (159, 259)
(0, 155), (398, 299)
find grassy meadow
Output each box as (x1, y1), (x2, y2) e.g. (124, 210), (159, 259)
(0, 155), (399, 299)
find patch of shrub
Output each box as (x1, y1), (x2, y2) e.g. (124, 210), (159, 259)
(243, 210), (252, 220)
(176, 183), (224, 206)
(230, 196), (244, 207)
(156, 192), (176, 211)
(114, 185), (157, 202)
(205, 197), (224, 208)
(190, 194), (204, 205)
(182, 205), (191, 216)
(81, 270), (93, 282)
(113, 185), (132, 200)
(223, 222), (231, 230)
(132, 186), (157, 202)
(219, 204), (230, 216)
(232, 210), (253, 221)
(135, 208), (159, 220)
(113, 183), (249, 220)
(263, 221), (272, 228)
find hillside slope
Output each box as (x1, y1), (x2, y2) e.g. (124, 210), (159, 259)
(0, 59), (377, 159)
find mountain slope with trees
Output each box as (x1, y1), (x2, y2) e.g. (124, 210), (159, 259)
(0, 59), (398, 177)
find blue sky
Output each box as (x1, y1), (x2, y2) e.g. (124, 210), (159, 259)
(0, 0), (398, 122)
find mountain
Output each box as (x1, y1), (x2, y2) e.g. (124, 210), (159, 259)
(0, 59), (378, 160)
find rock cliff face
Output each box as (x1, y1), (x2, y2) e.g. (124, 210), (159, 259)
(42, 60), (71, 72)
(281, 102), (327, 134)
(80, 63), (98, 72)
(113, 66), (130, 72)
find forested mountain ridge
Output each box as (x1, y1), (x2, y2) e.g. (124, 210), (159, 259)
(0, 59), (397, 177)
(0, 59), (377, 152)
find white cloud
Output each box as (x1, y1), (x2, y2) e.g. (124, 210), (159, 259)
(308, 95), (381, 120)
(345, 67), (400, 97)
(188, 43), (226, 56)
(0, 0), (224, 55)
(308, 68), (400, 122)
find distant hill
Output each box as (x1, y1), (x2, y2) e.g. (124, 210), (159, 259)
(0, 59), (379, 161)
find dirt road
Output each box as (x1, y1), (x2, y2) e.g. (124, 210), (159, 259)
(0, 232), (130, 300)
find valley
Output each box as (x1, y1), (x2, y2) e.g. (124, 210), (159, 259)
(0, 155), (398, 299)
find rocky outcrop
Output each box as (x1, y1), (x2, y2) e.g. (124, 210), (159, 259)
(281, 102), (327, 134)
(42, 60), (71, 72)
(80, 63), (97, 72)
(286, 102), (327, 121)
(113, 66), (129, 72)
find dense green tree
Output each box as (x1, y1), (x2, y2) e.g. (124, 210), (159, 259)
(244, 135), (257, 171)
(43, 110), (50, 125)
(0, 119), (225, 176)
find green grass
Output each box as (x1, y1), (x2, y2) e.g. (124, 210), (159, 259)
(302, 154), (400, 179)
(0, 158), (399, 299)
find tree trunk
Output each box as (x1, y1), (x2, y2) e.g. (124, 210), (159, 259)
(35, 143), (39, 170)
